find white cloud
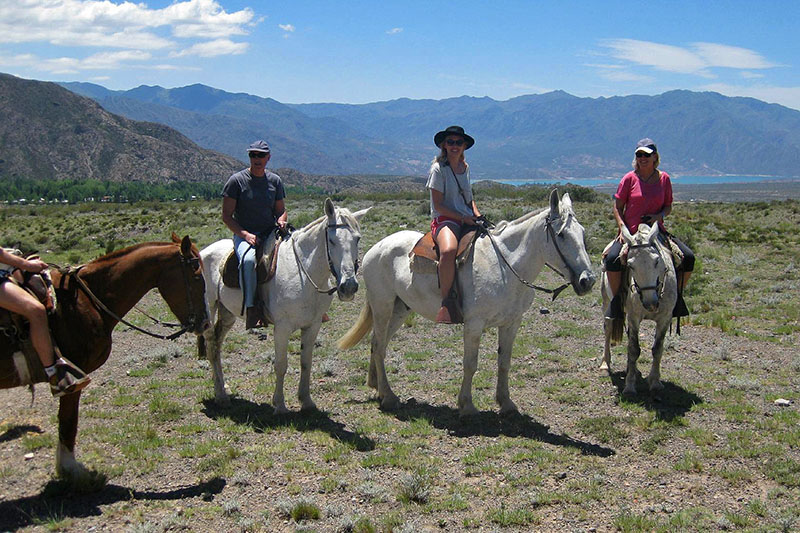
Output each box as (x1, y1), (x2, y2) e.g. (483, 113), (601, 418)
(171, 39), (248, 58)
(601, 39), (777, 78)
(0, 0), (255, 47)
(386, 27), (403, 35)
(740, 71), (765, 79)
(279, 24), (295, 32)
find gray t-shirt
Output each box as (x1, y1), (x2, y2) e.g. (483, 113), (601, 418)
(222, 169), (286, 234)
(426, 161), (474, 219)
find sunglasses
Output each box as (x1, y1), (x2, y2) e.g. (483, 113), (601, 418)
(635, 152), (652, 158)
(445, 138), (465, 147)
(249, 152), (268, 159)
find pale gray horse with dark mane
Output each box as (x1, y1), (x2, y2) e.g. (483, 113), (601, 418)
(338, 190), (595, 417)
(601, 222), (678, 396)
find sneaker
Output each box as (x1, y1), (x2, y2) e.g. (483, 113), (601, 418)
(673, 293), (690, 317)
(50, 359), (91, 397)
(604, 294), (623, 319)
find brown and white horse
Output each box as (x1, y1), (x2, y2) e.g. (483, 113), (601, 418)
(0, 234), (210, 480)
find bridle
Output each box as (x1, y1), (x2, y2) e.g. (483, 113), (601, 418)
(292, 219), (359, 296)
(483, 211), (577, 301)
(626, 242), (665, 300)
(64, 251), (203, 340)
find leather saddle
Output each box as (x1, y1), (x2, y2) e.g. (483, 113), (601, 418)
(220, 237), (281, 289)
(408, 228), (482, 324)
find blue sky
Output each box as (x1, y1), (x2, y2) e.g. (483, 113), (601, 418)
(2, 0), (799, 109)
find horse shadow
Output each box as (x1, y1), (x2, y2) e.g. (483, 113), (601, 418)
(201, 397), (375, 452)
(0, 477), (226, 531)
(382, 399), (615, 458)
(608, 371), (703, 420)
(0, 424), (43, 443)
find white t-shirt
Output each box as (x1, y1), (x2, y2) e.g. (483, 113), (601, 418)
(426, 161), (474, 219)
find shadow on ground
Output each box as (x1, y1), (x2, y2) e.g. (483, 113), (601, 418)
(0, 477), (225, 531)
(201, 397), (375, 451)
(608, 371), (703, 420)
(386, 398), (615, 457)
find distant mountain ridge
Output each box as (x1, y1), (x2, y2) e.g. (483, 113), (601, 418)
(0, 73), (242, 182)
(61, 80), (800, 179)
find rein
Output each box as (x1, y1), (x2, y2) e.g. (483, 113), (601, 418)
(483, 212), (572, 301)
(59, 251), (200, 341)
(291, 219), (358, 295)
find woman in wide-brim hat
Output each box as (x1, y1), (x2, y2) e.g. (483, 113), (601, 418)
(426, 125), (482, 324)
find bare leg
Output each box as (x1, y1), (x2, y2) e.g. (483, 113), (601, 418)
(435, 226), (458, 323)
(0, 282), (56, 367)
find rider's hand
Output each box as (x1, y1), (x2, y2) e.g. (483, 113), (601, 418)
(243, 232), (258, 247)
(25, 259), (48, 273)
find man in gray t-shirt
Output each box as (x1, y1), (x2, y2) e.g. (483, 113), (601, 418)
(222, 140), (287, 329)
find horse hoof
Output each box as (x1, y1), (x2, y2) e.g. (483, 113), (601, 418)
(273, 405), (290, 415)
(622, 387), (637, 397)
(459, 405), (480, 418)
(380, 395), (400, 411)
(215, 395), (231, 407)
(599, 361), (610, 371)
(498, 400), (519, 416)
(300, 401), (318, 413)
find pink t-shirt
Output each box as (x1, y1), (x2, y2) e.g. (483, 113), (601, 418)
(614, 170), (673, 233)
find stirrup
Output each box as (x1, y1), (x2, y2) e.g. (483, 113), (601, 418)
(50, 358), (91, 397)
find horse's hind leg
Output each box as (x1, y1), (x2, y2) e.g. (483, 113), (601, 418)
(496, 321), (521, 415)
(56, 392), (91, 481)
(369, 298), (408, 410)
(623, 320), (641, 396)
(647, 319), (670, 395)
(205, 305), (236, 405)
(298, 323), (323, 412)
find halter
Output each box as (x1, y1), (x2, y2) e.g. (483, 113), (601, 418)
(292, 219), (359, 295)
(65, 250), (202, 341)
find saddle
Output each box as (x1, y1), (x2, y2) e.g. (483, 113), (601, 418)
(220, 237), (281, 289)
(0, 250), (57, 386)
(408, 228), (482, 324)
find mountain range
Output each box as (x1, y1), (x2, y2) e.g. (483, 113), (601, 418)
(61, 80), (800, 180)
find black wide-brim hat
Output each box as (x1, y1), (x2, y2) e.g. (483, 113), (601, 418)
(434, 125), (475, 149)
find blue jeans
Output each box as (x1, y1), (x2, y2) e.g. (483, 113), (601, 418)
(233, 235), (258, 308)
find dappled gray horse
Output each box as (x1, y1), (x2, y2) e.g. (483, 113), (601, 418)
(601, 222), (678, 396)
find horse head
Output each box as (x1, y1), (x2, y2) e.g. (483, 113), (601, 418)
(621, 223), (665, 312)
(324, 198), (371, 301)
(546, 190), (596, 295)
(157, 234), (211, 333)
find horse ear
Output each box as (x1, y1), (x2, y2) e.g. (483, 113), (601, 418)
(171, 232), (181, 244)
(549, 189), (559, 217)
(352, 206), (372, 222)
(324, 198), (335, 220)
(621, 224), (634, 244)
(180, 235), (192, 256)
(561, 193), (573, 213)
(648, 223), (660, 244)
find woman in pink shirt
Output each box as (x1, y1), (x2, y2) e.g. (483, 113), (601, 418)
(604, 138), (694, 319)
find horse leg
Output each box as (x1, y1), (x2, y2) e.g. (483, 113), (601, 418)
(623, 320), (641, 396)
(647, 318), (670, 395)
(205, 305), (236, 405)
(56, 392), (90, 480)
(601, 319), (612, 371)
(458, 327), (482, 417)
(298, 323), (322, 412)
(496, 321), (521, 415)
(369, 299), (407, 410)
(272, 326), (291, 414)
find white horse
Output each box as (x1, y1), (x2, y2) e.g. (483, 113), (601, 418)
(199, 198), (370, 413)
(600, 222), (678, 396)
(338, 190), (595, 417)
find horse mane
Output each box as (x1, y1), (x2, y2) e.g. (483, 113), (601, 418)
(298, 207), (361, 235)
(91, 241), (179, 265)
(493, 207), (548, 234)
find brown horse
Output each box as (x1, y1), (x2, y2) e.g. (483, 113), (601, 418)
(0, 234), (210, 480)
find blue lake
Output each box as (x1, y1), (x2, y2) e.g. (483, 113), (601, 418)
(493, 175), (799, 188)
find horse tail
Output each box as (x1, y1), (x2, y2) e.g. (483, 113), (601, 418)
(337, 301), (373, 350)
(610, 316), (625, 344)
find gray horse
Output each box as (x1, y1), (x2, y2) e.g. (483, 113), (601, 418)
(601, 222), (678, 396)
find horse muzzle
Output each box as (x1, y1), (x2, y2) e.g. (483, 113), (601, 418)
(336, 276), (359, 301)
(573, 269), (596, 296)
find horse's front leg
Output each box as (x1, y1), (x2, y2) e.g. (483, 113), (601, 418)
(205, 306), (236, 405)
(647, 318), (670, 395)
(623, 319), (641, 396)
(56, 392), (90, 480)
(496, 320), (521, 415)
(272, 326), (291, 414)
(601, 318), (613, 371)
(298, 323), (322, 412)
(458, 326), (482, 417)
